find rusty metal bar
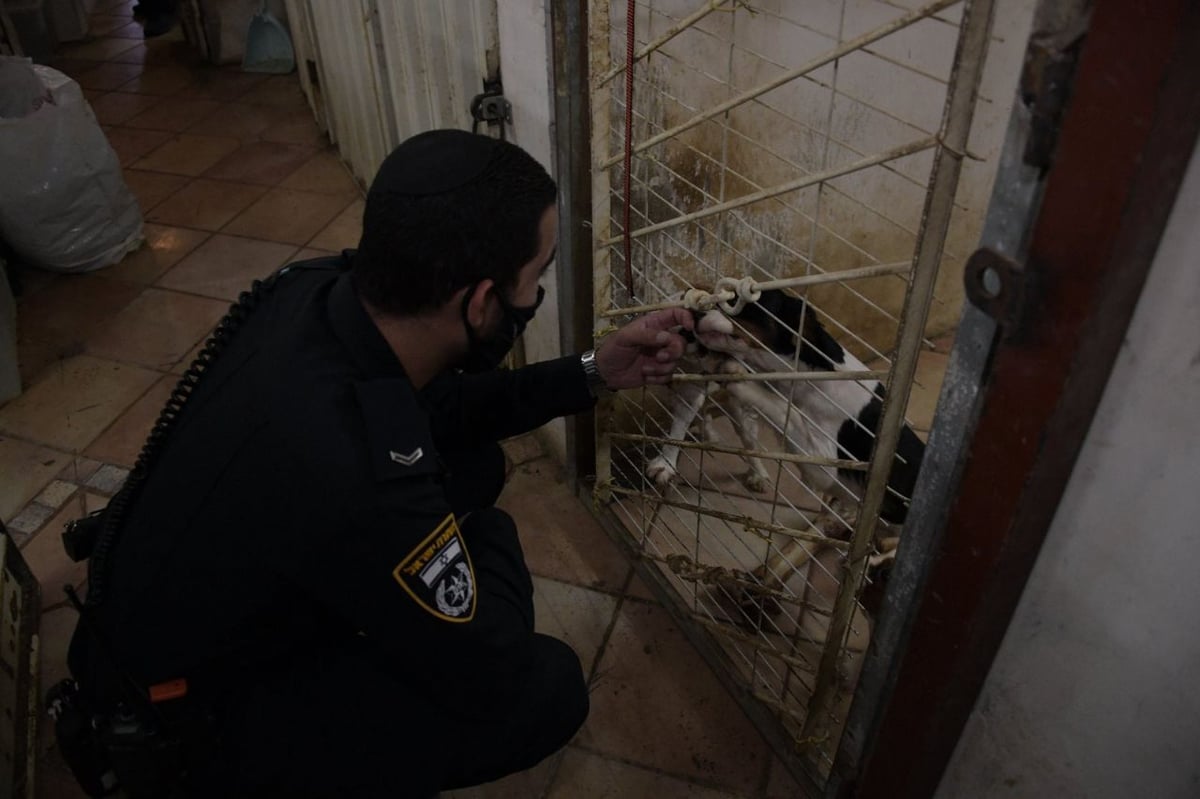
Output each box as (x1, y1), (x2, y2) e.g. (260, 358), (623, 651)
(669, 370), (887, 384)
(598, 262), (912, 317)
(609, 431), (869, 471)
(606, 484), (853, 549)
(599, 137), (938, 246)
(800, 0), (998, 747)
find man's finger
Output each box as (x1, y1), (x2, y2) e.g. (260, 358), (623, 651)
(620, 324), (687, 351)
(641, 307), (694, 332)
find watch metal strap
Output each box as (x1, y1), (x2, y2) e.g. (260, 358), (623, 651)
(580, 349), (610, 398)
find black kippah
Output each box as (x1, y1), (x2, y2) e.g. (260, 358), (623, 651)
(368, 129), (501, 197)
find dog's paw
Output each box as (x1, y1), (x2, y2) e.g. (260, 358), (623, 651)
(645, 457), (678, 488)
(741, 470), (769, 493)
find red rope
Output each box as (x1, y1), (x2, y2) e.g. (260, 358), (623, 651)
(622, 0), (636, 300)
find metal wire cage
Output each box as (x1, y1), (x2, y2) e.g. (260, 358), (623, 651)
(586, 0), (1029, 787)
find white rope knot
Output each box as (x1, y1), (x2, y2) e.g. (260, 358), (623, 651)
(681, 287), (716, 312)
(715, 276), (761, 315)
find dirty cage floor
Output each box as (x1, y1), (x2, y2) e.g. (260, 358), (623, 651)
(0, 1), (802, 796)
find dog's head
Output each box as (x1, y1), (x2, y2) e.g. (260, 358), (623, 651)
(694, 289), (846, 371)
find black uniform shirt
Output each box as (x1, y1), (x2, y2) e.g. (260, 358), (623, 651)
(77, 253), (595, 717)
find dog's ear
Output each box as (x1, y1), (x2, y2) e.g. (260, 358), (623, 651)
(786, 295), (845, 368)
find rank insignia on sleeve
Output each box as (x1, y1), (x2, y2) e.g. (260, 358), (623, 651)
(392, 514), (476, 622)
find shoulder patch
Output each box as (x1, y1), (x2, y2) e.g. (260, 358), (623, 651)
(392, 514), (476, 622)
(354, 380), (440, 480)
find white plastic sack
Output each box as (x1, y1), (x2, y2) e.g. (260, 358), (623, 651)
(0, 60), (143, 273)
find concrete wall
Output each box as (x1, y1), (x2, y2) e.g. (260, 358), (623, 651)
(935, 142), (1200, 799)
(497, 0), (568, 464)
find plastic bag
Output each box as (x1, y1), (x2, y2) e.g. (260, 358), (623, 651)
(0, 59), (143, 273)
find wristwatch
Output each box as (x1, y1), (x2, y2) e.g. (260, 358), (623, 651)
(580, 349), (611, 398)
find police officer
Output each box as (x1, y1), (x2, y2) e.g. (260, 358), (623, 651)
(63, 129), (692, 797)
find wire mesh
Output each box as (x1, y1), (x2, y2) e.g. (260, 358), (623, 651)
(588, 0), (1020, 785)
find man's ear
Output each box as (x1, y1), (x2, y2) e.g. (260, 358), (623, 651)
(462, 279), (496, 328)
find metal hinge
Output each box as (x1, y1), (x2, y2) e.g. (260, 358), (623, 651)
(964, 247), (1027, 332)
(470, 78), (512, 139)
(1019, 6), (1091, 171)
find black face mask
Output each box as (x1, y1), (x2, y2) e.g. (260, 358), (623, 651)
(459, 284), (545, 372)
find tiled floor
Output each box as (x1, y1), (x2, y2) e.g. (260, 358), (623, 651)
(2, 2), (803, 797)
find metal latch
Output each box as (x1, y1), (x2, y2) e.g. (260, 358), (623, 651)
(470, 78), (512, 139)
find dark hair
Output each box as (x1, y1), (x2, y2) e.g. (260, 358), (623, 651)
(352, 132), (557, 316)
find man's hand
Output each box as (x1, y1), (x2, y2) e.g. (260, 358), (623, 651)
(595, 308), (694, 390)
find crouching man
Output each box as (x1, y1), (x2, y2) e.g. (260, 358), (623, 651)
(61, 130), (692, 797)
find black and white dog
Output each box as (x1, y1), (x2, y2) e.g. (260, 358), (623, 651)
(646, 289), (925, 614)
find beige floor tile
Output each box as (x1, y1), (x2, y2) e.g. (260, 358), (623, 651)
(281, 150), (360, 195)
(86, 289), (228, 370)
(16, 274), (143, 350)
(177, 71), (270, 103)
(0, 437), (72, 523)
(186, 101), (276, 140)
(307, 198), (364, 251)
(499, 460), (631, 593)
(258, 106), (326, 148)
(16, 340), (66, 388)
(47, 58), (98, 80)
(139, 36), (195, 66)
(444, 751), (563, 799)
(169, 335), (212, 375)
(35, 480), (79, 510)
(131, 133), (242, 177)
(20, 492), (105, 605)
(60, 36), (141, 61)
(292, 247), (337, 261)
(88, 90), (160, 125)
(103, 126), (174, 167)
(104, 224), (211, 284)
(765, 757), (805, 799)
(157, 234), (298, 300)
(547, 748), (739, 798)
(84, 375), (176, 468)
(106, 19), (145, 39)
(109, 42), (150, 64)
(58, 456), (103, 485)
(73, 60), (143, 91)
(533, 576), (619, 675)
(124, 97), (223, 132)
(87, 13), (133, 37)
(116, 64), (202, 96)
(579, 601), (770, 794)
(147, 178), (268, 231)
(223, 188), (354, 245)
(8, 502), (54, 539)
(123, 169), (190, 213)
(0, 355), (159, 452)
(501, 434), (543, 467)
(204, 141), (320, 186)
(625, 572), (658, 603)
(239, 74), (308, 108)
